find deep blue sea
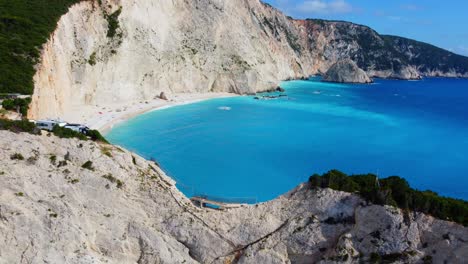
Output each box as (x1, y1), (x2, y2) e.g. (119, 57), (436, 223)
(106, 77), (468, 202)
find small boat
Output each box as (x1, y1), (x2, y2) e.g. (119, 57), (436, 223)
(218, 106), (232, 111)
(253, 94), (288, 100)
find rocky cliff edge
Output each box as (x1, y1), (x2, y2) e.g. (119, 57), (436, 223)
(0, 130), (466, 263)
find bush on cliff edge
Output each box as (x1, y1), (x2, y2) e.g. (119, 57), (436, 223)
(310, 170), (468, 226)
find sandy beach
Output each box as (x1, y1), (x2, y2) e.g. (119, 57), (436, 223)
(61, 92), (238, 133)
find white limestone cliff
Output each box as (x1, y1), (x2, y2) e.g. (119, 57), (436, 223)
(28, 0), (468, 121)
(29, 0), (312, 120)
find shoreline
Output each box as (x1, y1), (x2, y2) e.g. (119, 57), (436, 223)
(70, 92), (239, 133)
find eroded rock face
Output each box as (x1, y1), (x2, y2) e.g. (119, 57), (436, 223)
(322, 59), (372, 83)
(29, 0), (310, 120)
(0, 130), (467, 263)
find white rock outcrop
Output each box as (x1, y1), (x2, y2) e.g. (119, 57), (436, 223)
(0, 130), (466, 263)
(322, 59), (372, 83)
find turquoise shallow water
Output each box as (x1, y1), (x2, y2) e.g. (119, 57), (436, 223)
(106, 77), (468, 202)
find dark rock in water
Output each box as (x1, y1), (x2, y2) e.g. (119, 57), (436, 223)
(159, 92), (168, 100)
(276, 86), (285, 92)
(262, 88), (275, 93)
(322, 59), (373, 84)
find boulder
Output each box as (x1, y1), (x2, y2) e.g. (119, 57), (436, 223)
(322, 59), (373, 84)
(159, 92), (168, 100)
(276, 86), (285, 92)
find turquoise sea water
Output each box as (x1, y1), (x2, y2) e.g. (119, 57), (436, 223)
(106, 77), (468, 202)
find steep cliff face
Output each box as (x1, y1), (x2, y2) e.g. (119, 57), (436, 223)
(29, 0), (468, 120)
(383, 35), (468, 77)
(293, 19), (458, 80)
(29, 0), (313, 120)
(0, 130), (467, 263)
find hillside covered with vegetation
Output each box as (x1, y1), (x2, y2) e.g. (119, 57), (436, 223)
(0, 0), (80, 94)
(383, 35), (468, 74)
(303, 18), (468, 75)
(310, 170), (468, 226)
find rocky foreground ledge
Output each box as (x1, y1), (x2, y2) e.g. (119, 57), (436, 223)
(0, 131), (466, 263)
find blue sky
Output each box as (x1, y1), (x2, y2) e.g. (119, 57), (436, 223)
(263, 0), (468, 56)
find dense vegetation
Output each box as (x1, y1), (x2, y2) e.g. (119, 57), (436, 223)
(52, 125), (108, 143)
(0, 119), (39, 134)
(86, 129), (108, 143)
(383, 35), (468, 73)
(52, 125), (87, 140)
(0, 0), (81, 94)
(1, 97), (31, 116)
(305, 19), (468, 74)
(0, 118), (108, 143)
(310, 170), (468, 226)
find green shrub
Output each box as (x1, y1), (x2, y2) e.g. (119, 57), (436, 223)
(81, 161), (94, 171)
(52, 126), (87, 140)
(50, 125), (108, 143)
(1, 97), (31, 116)
(102, 173), (117, 183)
(88, 51), (97, 65)
(0, 119), (39, 134)
(57, 160), (67, 167)
(105, 7), (122, 38)
(86, 129), (108, 143)
(70, 179), (79, 184)
(310, 170), (468, 226)
(116, 179), (123, 189)
(10, 153), (24, 160)
(102, 173), (124, 188)
(50, 155), (57, 165)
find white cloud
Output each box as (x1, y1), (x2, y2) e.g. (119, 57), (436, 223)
(295, 0), (353, 14)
